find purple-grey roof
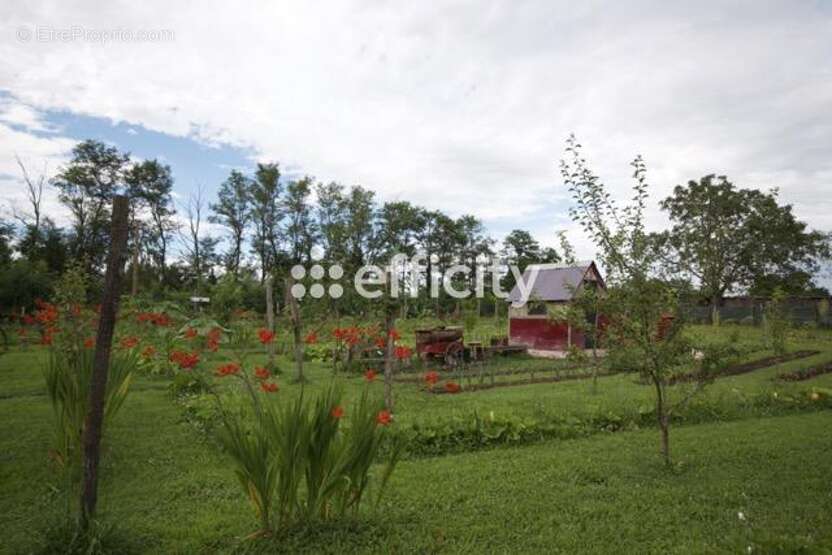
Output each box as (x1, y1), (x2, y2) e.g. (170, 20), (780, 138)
(507, 262), (595, 303)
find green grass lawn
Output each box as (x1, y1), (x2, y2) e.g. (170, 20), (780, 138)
(1, 323), (831, 553)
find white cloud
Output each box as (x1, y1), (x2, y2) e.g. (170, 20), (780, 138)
(0, 0), (830, 268)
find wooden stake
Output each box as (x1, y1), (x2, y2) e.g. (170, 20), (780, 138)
(80, 195), (130, 528)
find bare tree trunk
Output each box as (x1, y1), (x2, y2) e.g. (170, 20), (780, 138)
(383, 307), (395, 411)
(80, 195), (129, 529)
(653, 378), (671, 466)
(285, 276), (304, 382)
(711, 294), (720, 326)
(265, 276), (275, 369)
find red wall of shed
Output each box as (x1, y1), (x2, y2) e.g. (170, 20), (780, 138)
(509, 318), (585, 350)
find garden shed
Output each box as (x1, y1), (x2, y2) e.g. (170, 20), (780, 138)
(506, 261), (605, 351)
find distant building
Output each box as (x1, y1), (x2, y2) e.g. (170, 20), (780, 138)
(507, 261), (605, 351)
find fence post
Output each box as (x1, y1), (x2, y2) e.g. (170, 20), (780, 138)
(80, 195), (130, 529)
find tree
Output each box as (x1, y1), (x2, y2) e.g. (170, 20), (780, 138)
(210, 170), (252, 276)
(500, 229), (559, 291)
(0, 220), (14, 267)
(125, 160), (177, 285)
(249, 163), (283, 280)
(181, 186), (218, 288)
(283, 177), (319, 266)
(316, 182), (349, 264)
(561, 136), (723, 466)
(652, 175), (829, 324)
(12, 155), (46, 260)
(52, 140), (130, 271)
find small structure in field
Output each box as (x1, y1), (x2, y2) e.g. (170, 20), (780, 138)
(507, 261), (605, 351)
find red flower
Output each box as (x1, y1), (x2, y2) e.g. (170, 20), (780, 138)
(364, 369), (377, 382)
(260, 381), (279, 393)
(83, 337), (95, 350)
(374, 337), (386, 349)
(258, 328), (275, 344)
(394, 346), (412, 360)
(40, 332), (53, 346)
(424, 371), (440, 385)
(388, 329), (401, 342)
(444, 381), (461, 394)
(184, 327), (198, 339)
(170, 350), (200, 370)
(330, 405), (344, 419)
(254, 366), (270, 380)
(22, 314), (35, 326)
(215, 362), (241, 377)
(151, 313), (171, 327)
(376, 410), (392, 426)
(304, 332), (318, 345)
(120, 336), (140, 349)
(206, 338), (219, 352)
(207, 327), (222, 341)
(141, 345), (156, 359)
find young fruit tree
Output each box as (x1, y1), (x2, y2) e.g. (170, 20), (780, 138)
(560, 136), (729, 465)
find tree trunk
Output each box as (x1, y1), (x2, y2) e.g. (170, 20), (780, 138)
(711, 294), (720, 326)
(653, 378), (671, 466)
(80, 195), (130, 528)
(265, 276), (275, 369)
(383, 307), (395, 411)
(130, 226), (140, 296)
(286, 276), (304, 382)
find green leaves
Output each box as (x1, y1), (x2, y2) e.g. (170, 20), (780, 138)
(218, 385), (401, 533)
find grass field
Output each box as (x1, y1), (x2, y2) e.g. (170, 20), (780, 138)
(1, 323), (831, 553)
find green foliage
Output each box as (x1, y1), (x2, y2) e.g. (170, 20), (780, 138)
(43, 342), (135, 494)
(764, 287), (791, 355)
(217, 384), (401, 534)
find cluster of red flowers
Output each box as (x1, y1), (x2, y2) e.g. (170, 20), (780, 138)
(120, 336), (140, 349)
(330, 405), (345, 419)
(388, 329), (401, 342)
(254, 366), (270, 380)
(444, 381), (461, 394)
(170, 350), (200, 370)
(257, 328), (275, 345)
(141, 345), (156, 359)
(304, 332), (318, 345)
(206, 327), (221, 351)
(423, 370), (440, 386)
(83, 337), (95, 350)
(394, 346), (412, 360)
(184, 327), (198, 339)
(332, 326), (364, 347)
(33, 299), (60, 345)
(260, 381), (279, 393)
(136, 311), (172, 327)
(376, 409), (392, 426)
(364, 369), (377, 382)
(215, 362), (241, 377)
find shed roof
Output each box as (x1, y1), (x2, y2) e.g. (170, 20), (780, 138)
(507, 261), (602, 303)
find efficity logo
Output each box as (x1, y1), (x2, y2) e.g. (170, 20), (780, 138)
(289, 253), (540, 304)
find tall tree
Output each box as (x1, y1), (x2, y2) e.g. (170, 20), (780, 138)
(283, 177), (319, 266)
(652, 175), (829, 324)
(248, 163), (283, 280)
(13, 155), (46, 260)
(125, 160), (177, 284)
(500, 229), (559, 290)
(210, 170), (252, 276)
(316, 181), (348, 263)
(52, 140), (129, 271)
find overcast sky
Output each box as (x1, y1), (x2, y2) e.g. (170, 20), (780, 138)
(1, 1), (830, 283)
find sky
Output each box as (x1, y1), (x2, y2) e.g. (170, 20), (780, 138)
(1, 1), (831, 285)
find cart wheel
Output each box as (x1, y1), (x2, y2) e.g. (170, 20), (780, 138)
(444, 342), (464, 368)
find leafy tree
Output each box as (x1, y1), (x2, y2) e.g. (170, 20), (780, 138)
(343, 186), (376, 270)
(125, 160), (177, 284)
(0, 220), (14, 267)
(283, 177), (319, 266)
(248, 163), (283, 280)
(316, 182), (350, 265)
(500, 229), (559, 291)
(561, 136), (724, 465)
(750, 270), (829, 297)
(652, 175), (829, 324)
(210, 170), (252, 276)
(52, 140), (129, 271)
